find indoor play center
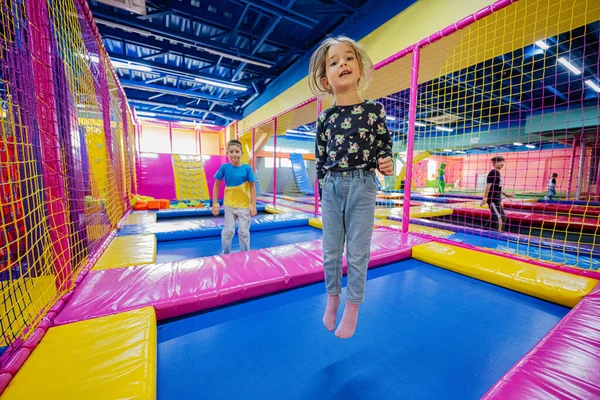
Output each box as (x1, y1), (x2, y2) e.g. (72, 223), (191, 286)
(1, 0), (600, 398)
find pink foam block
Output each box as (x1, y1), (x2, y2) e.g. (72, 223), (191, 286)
(21, 328), (46, 350)
(0, 373), (12, 396)
(483, 283), (600, 399)
(0, 348), (30, 376)
(54, 230), (429, 325)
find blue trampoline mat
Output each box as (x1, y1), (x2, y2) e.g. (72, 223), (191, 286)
(118, 211), (310, 241)
(158, 259), (568, 400)
(156, 226), (323, 262)
(447, 232), (600, 270)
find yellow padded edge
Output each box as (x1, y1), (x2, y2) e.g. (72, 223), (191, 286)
(411, 208), (453, 218)
(412, 242), (598, 308)
(374, 219), (455, 238)
(93, 234), (157, 270)
(264, 205), (284, 214)
(308, 217), (322, 229)
(374, 207), (453, 219)
(2, 307), (157, 400)
(124, 212), (157, 225)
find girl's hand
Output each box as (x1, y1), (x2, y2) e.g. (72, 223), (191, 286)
(250, 206), (257, 217)
(377, 157), (394, 176)
(212, 204), (219, 216)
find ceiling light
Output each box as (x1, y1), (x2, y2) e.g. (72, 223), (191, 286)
(584, 79), (600, 93)
(443, 149), (453, 152)
(525, 144), (536, 149)
(387, 116), (396, 121)
(535, 40), (549, 50)
(136, 111), (156, 117)
(435, 126), (453, 132)
(195, 77), (248, 92)
(414, 122), (427, 127)
(112, 60), (153, 72)
(513, 142), (523, 146)
(557, 57), (582, 75)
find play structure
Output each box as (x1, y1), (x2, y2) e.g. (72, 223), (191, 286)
(1, 0), (600, 399)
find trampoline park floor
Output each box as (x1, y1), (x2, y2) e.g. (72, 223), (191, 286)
(157, 259), (568, 400)
(156, 225), (323, 262)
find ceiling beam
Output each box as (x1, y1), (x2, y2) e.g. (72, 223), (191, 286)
(120, 79), (235, 104)
(327, 0), (355, 11)
(236, 0), (318, 28)
(99, 27), (278, 78)
(159, 1), (306, 52)
(108, 54), (252, 91)
(134, 108), (220, 123)
(295, 4), (352, 14)
(128, 99), (241, 120)
(92, 8), (275, 68)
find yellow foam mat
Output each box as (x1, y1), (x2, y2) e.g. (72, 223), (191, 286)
(375, 206), (453, 219)
(308, 217), (322, 229)
(374, 219), (455, 238)
(124, 212), (157, 225)
(93, 234), (157, 270)
(412, 242), (598, 308)
(264, 204), (308, 214)
(2, 307), (157, 399)
(264, 205), (285, 214)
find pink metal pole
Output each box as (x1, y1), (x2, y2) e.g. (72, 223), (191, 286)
(595, 152), (600, 201)
(27, 0), (72, 290)
(168, 122), (173, 154)
(315, 99), (322, 215)
(566, 137), (578, 199)
(273, 118), (277, 206)
(402, 47), (420, 234)
(251, 128), (256, 170)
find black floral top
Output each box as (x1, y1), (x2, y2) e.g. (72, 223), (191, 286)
(315, 100), (393, 185)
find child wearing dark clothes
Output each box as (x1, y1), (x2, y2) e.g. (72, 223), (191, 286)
(480, 156), (513, 232)
(545, 173), (558, 200)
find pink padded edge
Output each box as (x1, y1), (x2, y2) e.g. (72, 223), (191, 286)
(0, 348), (30, 376)
(54, 230), (429, 325)
(0, 374), (12, 395)
(484, 283), (600, 399)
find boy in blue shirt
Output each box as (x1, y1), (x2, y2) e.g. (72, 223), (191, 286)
(212, 140), (257, 254)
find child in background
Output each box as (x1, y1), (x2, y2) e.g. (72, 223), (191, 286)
(545, 173), (558, 200)
(309, 36), (394, 339)
(438, 163), (446, 194)
(212, 140), (257, 254)
(480, 156), (513, 232)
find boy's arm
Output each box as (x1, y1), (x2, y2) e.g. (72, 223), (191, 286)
(212, 180), (221, 215)
(480, 183), (492, 206)
(249, 182), (257, 216)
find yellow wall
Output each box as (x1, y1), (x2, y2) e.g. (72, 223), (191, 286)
(238, 0), (497, 132)
(201, 132), (220, 155)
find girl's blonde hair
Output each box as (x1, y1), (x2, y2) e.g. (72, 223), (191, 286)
(308, 36), (374, 98)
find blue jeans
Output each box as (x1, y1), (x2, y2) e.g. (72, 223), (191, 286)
(321, 169), (377, 304)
